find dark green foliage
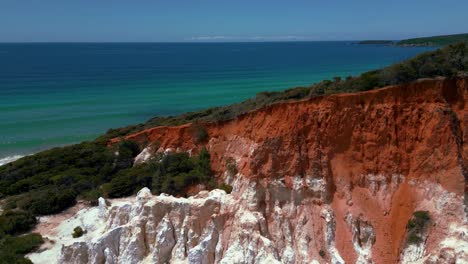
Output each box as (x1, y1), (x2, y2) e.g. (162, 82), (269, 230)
(0, 141), (212, 260)
(0, 139), (141, 198)
(0, 211), (36, 237)
(115, 139), (141, 170)
(15, 188), (77, 215)
(319, 249), (326, 258)
(398, 33), (468, 46)
(0, 139), (142, 214)
(218, 183), (233, 194)
(102, 163), (154, 198)
(72, 226), (85, 238)
(406, 211), (431, 244)
(81, 189), (103, 206)
(104, 148), (214, 198)
(0, 139), (142, 258)
(0, 233), (43, 264)
(0, 142), (113, 197)
(190, 123), (209, 144)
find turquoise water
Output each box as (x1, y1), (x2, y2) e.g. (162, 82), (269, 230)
(0, 42), (434, 159)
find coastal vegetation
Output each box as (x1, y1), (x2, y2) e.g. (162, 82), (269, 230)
(218, 183), (233, 194)
(359, 33), (468, 47)
(397, 33), (468, 46)
(0, 233), (43, 264)
(72, 226), (85, 238)
(102, 148), (214, 198)
(190, 123), (209, 144)
(406, 211), (431, 244)
(0, 210), (40, 263)
(0, 140), (216, 262)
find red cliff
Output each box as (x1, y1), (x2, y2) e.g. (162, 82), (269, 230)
(103, 78), (467, 263)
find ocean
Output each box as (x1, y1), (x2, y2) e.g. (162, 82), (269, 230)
(0, 42), (434, 162)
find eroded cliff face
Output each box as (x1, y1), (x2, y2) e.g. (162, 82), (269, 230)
(43, 78), (467, 263)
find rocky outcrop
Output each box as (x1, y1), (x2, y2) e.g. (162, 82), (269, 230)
(53, 78), (468, 263)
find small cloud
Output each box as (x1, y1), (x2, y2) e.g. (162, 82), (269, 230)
(189, 36), (233, 41)
(250, 35), (308, 41)
(188, 35), (311, 42)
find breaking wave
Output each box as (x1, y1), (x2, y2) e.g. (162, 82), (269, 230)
(0, 155), (25, 166)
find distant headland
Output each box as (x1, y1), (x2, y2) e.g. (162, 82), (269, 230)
(359, 33), (468, 47)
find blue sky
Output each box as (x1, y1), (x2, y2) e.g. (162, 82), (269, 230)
(1, 0), (467, 42)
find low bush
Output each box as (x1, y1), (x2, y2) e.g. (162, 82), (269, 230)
(16, 188), (77, 215)
(0, 233), (43, 264)
(114, 139), (141, 170)
(72, 226), (85, 238)
(218, 183), (233, 194)
(319, 249), (326, 258)
(104, 148), (214, 198)
(190, 123), (209, 144)
(406, 211), (431, 244)
(0, 210), (36, 237)
(81, 188), (103, 206)
(102, 164), (151, 198)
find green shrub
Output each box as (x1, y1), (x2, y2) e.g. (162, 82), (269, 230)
(406, 211), (431, 245)
(81, 188), (103, 206)
(72, 226), (85, 238)
(117, 139), (140, 157)
(190, 123), (209, 144)
(0, 210), (36, 237)
(0, 141), (116, 197)
(319, 249), (326, 258)
(104, 148), (214, 198)
(102, 171), (137, 198)
(218, 183), (233, 194)
(17, 188), (77, 215)
(0, 233), (43, 263)
(0, 138), (142, 218)
(114, 139), (141, 170)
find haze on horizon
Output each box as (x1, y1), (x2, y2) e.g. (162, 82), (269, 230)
(1, 0), (467, 42)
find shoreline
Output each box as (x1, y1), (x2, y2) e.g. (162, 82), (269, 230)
(0, 154), (26, 166)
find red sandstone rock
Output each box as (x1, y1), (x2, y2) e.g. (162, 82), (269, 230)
(106, 78), (467, 263)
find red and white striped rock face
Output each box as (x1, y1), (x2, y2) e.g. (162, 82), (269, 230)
(32, 78), (468, 263)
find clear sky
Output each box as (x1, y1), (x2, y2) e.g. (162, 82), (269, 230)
(1, 0), (467, 42)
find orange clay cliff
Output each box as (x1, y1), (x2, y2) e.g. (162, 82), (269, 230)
(62, 77), (466, 263)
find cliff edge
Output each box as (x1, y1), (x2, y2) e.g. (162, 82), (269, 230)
(48, 78), (468, 263)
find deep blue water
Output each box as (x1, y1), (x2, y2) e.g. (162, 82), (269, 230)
(0, 42), (435, 160)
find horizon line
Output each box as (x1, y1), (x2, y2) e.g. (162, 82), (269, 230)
(0, 39), (401, 44)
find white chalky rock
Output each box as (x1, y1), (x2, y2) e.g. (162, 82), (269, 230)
(28, 175), (467, 264)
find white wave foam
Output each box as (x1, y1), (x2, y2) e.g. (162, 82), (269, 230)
(0, 155), (25, 166)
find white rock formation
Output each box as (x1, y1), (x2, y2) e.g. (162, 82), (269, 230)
(133, 146), (154, 165)
(28, 175), (335, 264)
(28, 175), (467, 264)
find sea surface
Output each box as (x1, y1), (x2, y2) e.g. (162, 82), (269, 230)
(0, 42), (435, 162)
